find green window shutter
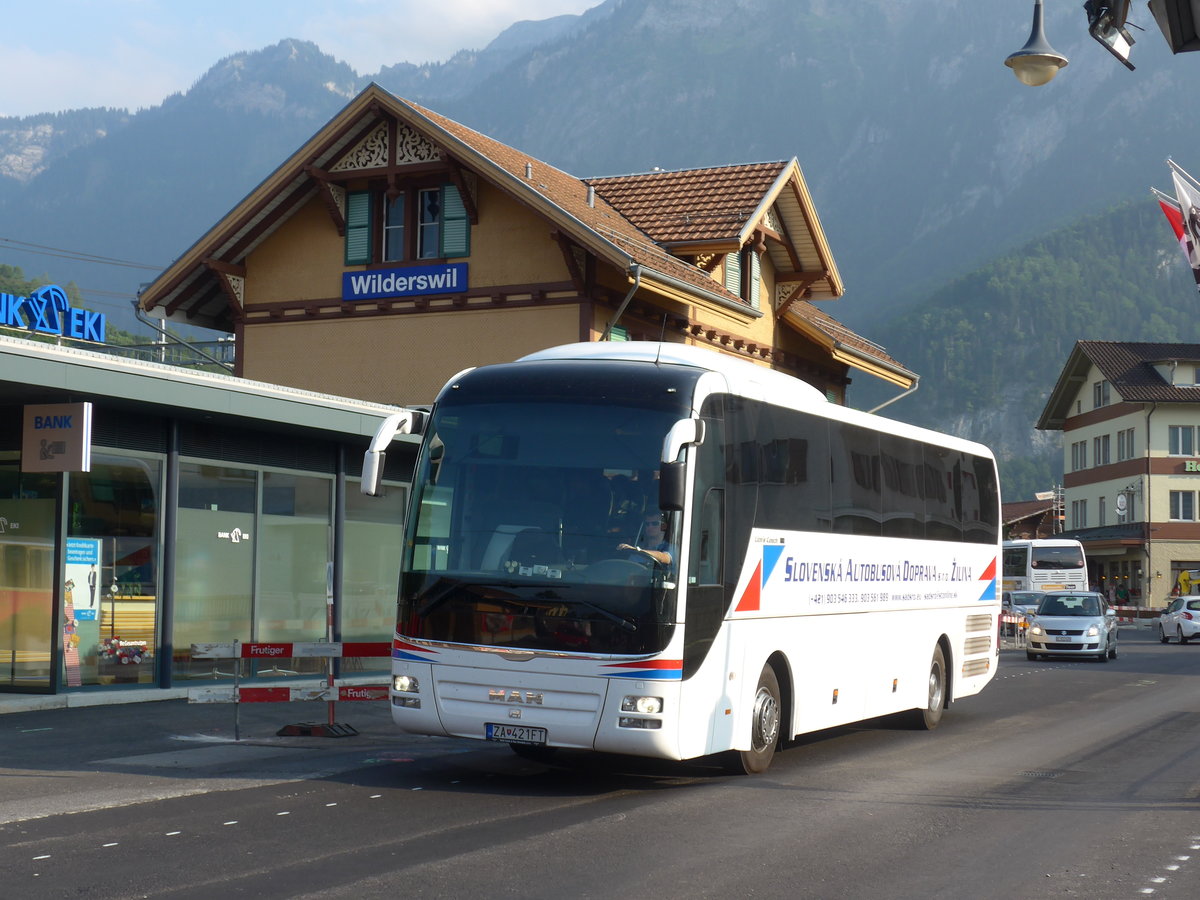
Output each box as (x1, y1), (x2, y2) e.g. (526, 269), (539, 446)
(440, 184), (470, 258)
(345, 191), (372, 265)
(724, 250), (742, 296)
(749, 251), (761, 309)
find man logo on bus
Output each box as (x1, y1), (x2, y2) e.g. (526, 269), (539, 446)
(735, 543), (786, 612)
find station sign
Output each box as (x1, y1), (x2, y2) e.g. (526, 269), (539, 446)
(342, 263), (468, 301)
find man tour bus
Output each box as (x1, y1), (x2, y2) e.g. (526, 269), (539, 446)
(1001, 538), (1087, 594)
(362, 343), (1002, 774)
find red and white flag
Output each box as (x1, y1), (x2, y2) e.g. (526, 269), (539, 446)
(1156, 192), (1198, 283)
(1170, 162), (1200, 289)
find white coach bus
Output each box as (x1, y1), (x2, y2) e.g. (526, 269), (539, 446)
(1001, 538), (1087, 594)
(363, 343), (1002, 774)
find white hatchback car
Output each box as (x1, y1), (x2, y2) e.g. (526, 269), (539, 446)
(1157, 596), (1200, 644)
(1026, 591), (1119, 662)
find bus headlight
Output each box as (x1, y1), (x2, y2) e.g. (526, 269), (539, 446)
(621, 695), (663, 714)
(393, 674), (420, 693)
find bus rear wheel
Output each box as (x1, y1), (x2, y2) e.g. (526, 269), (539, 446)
(909, 645), (946, 731)
(727, 665), (781, 775)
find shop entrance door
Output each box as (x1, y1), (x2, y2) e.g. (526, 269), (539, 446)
(0, 486), (59, 692)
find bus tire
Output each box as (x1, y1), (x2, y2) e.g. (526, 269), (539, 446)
(729, 664), (781, 775)
(911, 644), (946, 731)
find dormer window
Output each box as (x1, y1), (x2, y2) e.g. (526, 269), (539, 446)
(346, 183), (469, 266)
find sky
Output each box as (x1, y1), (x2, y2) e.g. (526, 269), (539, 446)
(1, 0), (601, 118)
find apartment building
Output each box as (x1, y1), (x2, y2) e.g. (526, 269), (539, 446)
(1038, 341), (1200, 607)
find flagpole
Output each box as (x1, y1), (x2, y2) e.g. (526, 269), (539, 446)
(1152, 186), (1181, 207)
(1167, 158), (1200, 192)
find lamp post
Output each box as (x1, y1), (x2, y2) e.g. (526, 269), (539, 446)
(1005, 0), (1070, 85)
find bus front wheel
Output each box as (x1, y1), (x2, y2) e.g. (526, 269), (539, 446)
(910, 645), (946, 731)
(727, 665), (781, 775)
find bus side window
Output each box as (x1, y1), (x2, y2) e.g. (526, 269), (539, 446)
(691, 487), (724, 586)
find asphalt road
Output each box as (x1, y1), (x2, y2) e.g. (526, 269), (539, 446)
(3, 626), (1199, 899)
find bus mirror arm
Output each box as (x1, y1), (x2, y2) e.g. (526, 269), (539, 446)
(361, 409), (425, 497)
(659, 418), (705, 512)
(661, 417), (705, 464)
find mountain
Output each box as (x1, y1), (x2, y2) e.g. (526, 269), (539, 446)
(861, 199), (1200, 501)
(3, 0), (1200, 497)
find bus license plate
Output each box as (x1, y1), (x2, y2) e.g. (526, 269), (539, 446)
(485, 723), (547, 745)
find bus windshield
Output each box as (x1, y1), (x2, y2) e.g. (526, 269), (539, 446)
(399, 368), (695, 656)
(1030, 546), (1085, 569)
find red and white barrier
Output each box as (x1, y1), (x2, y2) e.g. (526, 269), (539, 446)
(190, 683), (389, 704)
(190, 641), (390, 660)
(187, 640), (391, 737)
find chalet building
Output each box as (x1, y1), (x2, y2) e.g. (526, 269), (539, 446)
(1038, 340), (1200, 607)
(1002, 498), (1059, 540)
(137, 84), (914, 407)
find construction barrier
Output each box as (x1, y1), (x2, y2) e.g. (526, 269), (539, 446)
(188, 640), (390, 738)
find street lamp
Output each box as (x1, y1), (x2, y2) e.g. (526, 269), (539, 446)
(1005, 0), (1070, 85)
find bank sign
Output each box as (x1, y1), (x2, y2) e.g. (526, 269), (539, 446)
(0, 284), (106, 342)
(342, 263), (467, 302)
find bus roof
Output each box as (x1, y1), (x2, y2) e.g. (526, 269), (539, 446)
(520, 342), (995, 460)
(520, 341), (826, 404)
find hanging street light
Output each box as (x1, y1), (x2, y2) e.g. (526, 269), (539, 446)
(1005, 0), (1070, 85)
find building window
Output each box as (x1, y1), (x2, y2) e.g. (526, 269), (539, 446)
(1099, 496), (1106, 527)
(1171, 490), (1196, 521)
(1071, 499), (1087, 529)
(345, 183), (470, 266)
(417, 188), (442, 259)
(1117, 427), (1135, 461)
(1071, 440), (1087, 472)
(1093, 380), (1111, 409)
(1169, 425), (1195, 456)
(383, 194), (405, 261)
(1092, 434), (1110, 466)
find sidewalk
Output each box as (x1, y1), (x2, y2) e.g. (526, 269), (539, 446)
(0, 688), (456, 826)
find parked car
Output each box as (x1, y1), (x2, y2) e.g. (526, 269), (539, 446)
(1002, 590), (1042, 636)
(1026, 590), (1119, 662)
(1157, 596), (1200, 644)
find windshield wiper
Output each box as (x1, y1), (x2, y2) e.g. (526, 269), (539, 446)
(534, 589), (637, 633)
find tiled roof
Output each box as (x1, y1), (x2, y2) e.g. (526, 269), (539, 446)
(1079, 340), (1200, 402)
(786, 300), (909, 373)
(1002, 499), (1054, 524)
(584, 163), (788, 244)
(408, 100), (744, 304)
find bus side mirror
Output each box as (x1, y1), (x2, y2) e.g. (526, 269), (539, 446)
(658, 417), (705, 512)
(659, 461), (686, 511)
(361, 409), (425, 497)
(661, 417), (705, 465)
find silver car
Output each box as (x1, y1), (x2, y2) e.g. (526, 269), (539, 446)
(1026, 591), (1119, 662)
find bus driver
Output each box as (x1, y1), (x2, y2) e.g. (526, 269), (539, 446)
(618, 513), (676, 568)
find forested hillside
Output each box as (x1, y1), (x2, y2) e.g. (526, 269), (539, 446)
(869, 201), (1200, 501)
